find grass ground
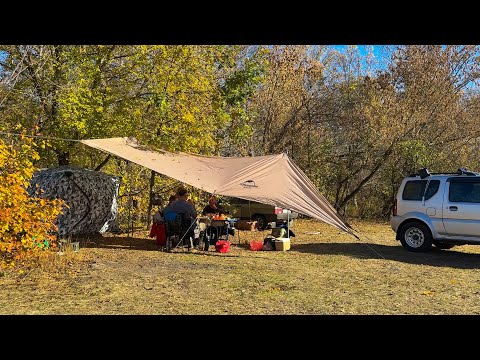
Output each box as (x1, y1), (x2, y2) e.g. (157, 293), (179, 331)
(1, 219), (480, 314)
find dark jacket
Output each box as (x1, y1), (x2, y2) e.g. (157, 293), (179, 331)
(170, 199), (197, 220)
(202, 204), (226, 215)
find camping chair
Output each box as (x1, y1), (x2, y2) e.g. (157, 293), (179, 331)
(165, 213), (196, 252)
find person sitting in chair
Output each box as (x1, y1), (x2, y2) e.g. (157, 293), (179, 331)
(170, 188), (197, 220)
(168, 187), (197, 250)
(202, 196), (228, 250)
(202, 195), (226, 216)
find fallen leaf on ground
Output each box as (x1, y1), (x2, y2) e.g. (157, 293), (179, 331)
(420, 290), (435, 296)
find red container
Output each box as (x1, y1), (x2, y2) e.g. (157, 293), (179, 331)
(149, 223), (157, 238)
(249, 240), (263, 251)
(156, 223), (166, 245)
(215, 240), (230, 253)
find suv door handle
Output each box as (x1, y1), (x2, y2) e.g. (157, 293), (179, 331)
(449, 206), (458, 211)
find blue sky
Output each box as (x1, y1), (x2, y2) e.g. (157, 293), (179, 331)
(332, 45), (390, 71)
(333, 45), (382, 56)
(333, 45), (385, 58)
(332, 45), (478, 90)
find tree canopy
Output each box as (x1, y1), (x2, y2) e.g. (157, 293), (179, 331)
(1, 45), (480, 226)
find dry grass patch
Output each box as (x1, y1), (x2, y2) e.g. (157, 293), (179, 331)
(1, 219), (480, 314)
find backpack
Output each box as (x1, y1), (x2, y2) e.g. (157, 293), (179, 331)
(164, 209), (178, 221)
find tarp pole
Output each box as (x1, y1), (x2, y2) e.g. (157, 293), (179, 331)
(146, 170), (155, 230)
(126, 160), (133, 238)
(287, 208), (290, 239)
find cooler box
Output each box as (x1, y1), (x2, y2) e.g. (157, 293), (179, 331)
(274, 238), (290, 251)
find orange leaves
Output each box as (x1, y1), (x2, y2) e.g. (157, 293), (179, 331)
(0, 137), (65, 269)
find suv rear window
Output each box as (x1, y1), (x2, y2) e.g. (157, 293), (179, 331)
(402, 180), (440, 201)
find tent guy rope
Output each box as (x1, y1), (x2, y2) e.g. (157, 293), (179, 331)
(0, 131), (83, 142)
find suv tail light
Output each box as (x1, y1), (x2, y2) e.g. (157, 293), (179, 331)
(393, 198), (397, 216)
(274, 207), (283, 214)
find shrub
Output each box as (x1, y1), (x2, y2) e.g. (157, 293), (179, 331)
(0, 135), (64, 269)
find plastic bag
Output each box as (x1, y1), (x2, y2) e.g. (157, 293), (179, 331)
(215, 240), (231, 253)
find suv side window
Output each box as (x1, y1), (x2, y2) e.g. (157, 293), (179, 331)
(402, 180), (440, 201)
(449, 179), (480, 203)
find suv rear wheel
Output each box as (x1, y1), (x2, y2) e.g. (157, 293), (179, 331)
(399, 221), (433, 252)
(252, 214), (267, 230)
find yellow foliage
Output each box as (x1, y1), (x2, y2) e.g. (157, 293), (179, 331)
(0, 136), (65, 269)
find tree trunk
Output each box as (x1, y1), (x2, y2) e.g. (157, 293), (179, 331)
(337, 143), (396, 211)
(57, 150), (70, 166)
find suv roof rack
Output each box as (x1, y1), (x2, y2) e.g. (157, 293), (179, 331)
(456, 168), (478, 176)
(407, 167), (479, 178)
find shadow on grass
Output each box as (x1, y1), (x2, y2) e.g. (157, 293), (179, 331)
(85, 236), (246, 254)
(85, 236), (160, 252)
(292, 242), (480, 269)
(84, 238), (279, 261)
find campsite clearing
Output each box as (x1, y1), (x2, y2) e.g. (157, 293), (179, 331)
(1, 219), (480, 315)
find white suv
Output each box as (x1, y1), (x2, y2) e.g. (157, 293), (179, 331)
(391, 168), (480, 252)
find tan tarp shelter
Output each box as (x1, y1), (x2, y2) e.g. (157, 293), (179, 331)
(81, 137), (352, 234)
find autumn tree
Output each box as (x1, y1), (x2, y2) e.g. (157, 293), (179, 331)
(310, 45), (480, 216)
(247, 45), (480, 217)
(0, 134), (64, 268)
(1, 45), (264, 229)
(3, 44), (480, 224)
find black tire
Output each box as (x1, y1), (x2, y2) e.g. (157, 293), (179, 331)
(433, 240), (455, 250)
(399, 221), (433, 252)
(252, 215), (267, 230)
